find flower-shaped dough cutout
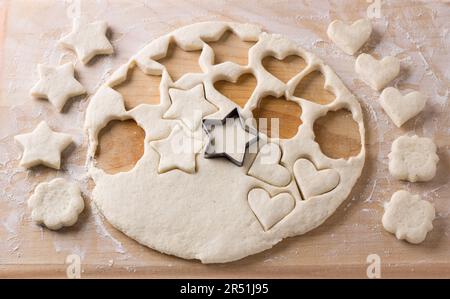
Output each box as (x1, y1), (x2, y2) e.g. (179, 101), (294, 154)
(382, 190), (435, 244)
(388, 135), (439, 182)
(28, 178), (85, 230)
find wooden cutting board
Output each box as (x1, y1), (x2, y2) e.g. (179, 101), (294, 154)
(0, 0), (449, 278)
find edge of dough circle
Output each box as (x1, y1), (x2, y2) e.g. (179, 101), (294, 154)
(85, 22), (366, 263)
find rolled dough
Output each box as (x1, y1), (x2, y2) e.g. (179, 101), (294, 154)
(85, 22), (365, 263)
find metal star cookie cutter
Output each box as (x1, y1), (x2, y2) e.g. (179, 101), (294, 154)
(202, 107), (259, 166)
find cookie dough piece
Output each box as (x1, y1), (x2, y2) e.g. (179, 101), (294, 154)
(293, 159), (340, 199)
(28, 178), (85, 230)
(30, 63), (86, 112)
(59, 20), (113, 64)
(248, 143), (291, 187)
(327, 19), (372, 55)
(380, 87), (426, 127)
(248, 188), (295, 231)
(355, 53), (400, 91)
(388, 135), (439, 182)
(382, 190), (435, 244)
(150, 125), (203, 174)
(15, 121), (73, 169)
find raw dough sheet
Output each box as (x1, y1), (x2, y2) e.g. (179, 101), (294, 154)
(0, 0), (449, 277)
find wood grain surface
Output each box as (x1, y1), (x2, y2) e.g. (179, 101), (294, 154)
(0, 0), (449, 278)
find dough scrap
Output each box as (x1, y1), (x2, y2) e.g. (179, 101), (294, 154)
(380, 87), (426, 127)
(248, 143), (291, 187)
(293, 158), (340, 199)
(28, 178), (85, 230)
(327, 19), (372, 55)
(15, 121), (73, 169)
(388, 135), (439, 182)
(85, 22), (366, 263)
(248, 188), (295, 231)
(59, 20), (113, 64)
(382, 190), (435, 244)
(30, 63), (86, 112)
(355, 53), (400, 91)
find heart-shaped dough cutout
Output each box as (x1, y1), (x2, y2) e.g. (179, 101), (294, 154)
(248, 188), (295, 231)
(262, 55), (306, 83)
(380, 87), (426, 127)
(293, 159), (340, 199)
(248, 143), (291, 187)
(355, 53), (400, 91)
(327, 19), (372, 55)
(213, 73), (257, 108)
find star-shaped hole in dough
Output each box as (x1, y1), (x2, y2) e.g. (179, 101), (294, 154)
(59, 20), (114, 64)
(150, 126), (203, 174)
(203, 108), (259, 166)
(164, 84), (217, 131)
(15, 122), (73, 169)
(30, 63), (86, 112)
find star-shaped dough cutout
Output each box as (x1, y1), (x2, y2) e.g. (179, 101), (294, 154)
(15, 122), (73, 169)
(59, 20), (114, 64)
(150, 126), (203, 174)
(203, 108), (259, 166)
(164, 84), (217, 131)
(30, 63), (86, 112)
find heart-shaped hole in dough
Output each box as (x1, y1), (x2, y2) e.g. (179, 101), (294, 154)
(252, 95), (302, 139)
(213, 73), (257, 108)
(293, 70), (335, 105)
(262, 55), (306, 83)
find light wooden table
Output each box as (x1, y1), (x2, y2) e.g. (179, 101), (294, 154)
(0, 0), (449, 278)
